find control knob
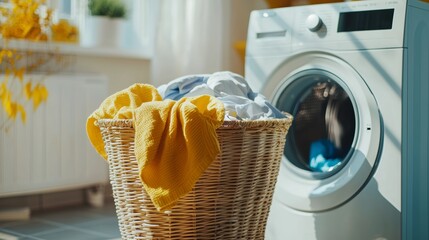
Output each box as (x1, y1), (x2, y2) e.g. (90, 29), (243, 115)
(306, 14), (323, 32)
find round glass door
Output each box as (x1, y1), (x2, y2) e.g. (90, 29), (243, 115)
(263, 53), (381, 212)
(276, 71), (356, 178)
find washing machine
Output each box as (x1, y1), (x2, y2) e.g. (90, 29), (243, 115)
(245, 0), (429, 239)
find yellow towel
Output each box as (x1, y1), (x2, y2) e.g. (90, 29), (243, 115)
(86, 83), (225, 211)
(86, 84), (163, 159)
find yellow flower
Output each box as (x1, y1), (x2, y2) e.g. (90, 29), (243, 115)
(0, 0), (51, 41)
(1, 81), (27, 122)
(14, 68), (25, 82)
(24, 81), (32, 99)
(51, 19), (79, 43)
(1, 91), (17, 120)
(0, 82), (6, 98)
(0, 0), (63, 127)
(31, 83), (48, 110)
(17, 104), (26, 123)
(0, 50), (14, 64)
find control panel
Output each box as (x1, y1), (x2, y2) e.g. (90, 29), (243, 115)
(247, 0), (407, 54)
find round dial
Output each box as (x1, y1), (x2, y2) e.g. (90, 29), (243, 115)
(306, 14), (323, 32)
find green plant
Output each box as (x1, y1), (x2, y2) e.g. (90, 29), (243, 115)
(88, 0), (126, 18)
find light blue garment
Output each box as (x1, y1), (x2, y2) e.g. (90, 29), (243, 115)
(309, 139), (342, 172)
(157, 75), (210, 100)
(158, 71), (285, 120)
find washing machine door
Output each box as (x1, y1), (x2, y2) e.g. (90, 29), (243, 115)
(265, 52), (381, 212)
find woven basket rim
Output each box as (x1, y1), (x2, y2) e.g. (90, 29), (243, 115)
(97, 112), (293, 129)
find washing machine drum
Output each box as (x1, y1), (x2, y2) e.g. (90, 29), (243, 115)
(279, 75), (355, 174)
(270, 66), (380, 212)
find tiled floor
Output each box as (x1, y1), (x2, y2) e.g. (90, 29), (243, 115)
(0, 203), (121, 240)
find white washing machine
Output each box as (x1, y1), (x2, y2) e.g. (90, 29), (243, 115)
(245, 0), (429, 239)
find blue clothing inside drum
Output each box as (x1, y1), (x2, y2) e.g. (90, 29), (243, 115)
(309, 139), (342, 172)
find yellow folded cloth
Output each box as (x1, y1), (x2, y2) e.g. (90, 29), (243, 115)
(86, 83), (225, 211)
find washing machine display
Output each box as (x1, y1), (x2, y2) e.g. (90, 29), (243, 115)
(245, 0), (429, 239)
(337, 9), (394, 32)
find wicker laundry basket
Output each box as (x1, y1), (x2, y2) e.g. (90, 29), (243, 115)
(98, 114), (292, 240)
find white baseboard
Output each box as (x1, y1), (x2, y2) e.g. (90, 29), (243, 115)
(0, 232), (19, 240)
(0, 207), (30, 221)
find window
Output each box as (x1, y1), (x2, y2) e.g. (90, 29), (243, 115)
(52, 0), (157, 54)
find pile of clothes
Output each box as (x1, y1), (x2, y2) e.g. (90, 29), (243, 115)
(158, 71), (284, 120)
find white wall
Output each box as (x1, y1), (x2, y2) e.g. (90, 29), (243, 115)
(72, 55), (151, 94)
(227, 0), (269, 75)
